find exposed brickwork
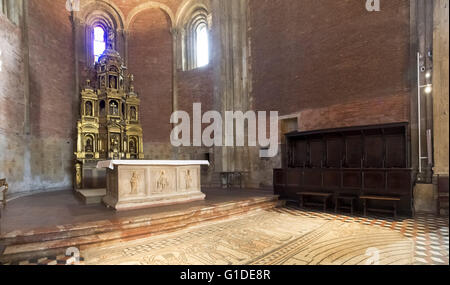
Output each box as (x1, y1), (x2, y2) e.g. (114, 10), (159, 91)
(177, 66), (214, 120)
(28, 0), (75, 139)
(0, 15), (26, 186)
(0, 15), (24, 136)
(128, 8), (173, 143)
(249, 0), (411, 130)
(298, 93), (409, 132)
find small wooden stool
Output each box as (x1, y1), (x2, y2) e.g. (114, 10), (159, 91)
(297, 192), (333, 212)
(335, 195), (357, 215)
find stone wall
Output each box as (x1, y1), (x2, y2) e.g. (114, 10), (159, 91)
(433, 0), (449, 177)
(0, 13), (26, 193)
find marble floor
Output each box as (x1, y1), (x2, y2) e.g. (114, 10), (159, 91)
(4, 207), (447, 265)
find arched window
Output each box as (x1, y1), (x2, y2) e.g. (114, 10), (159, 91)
(196, 23), (209, 68)
(182, 8), (210, 70)
(93, 26), (106, 62)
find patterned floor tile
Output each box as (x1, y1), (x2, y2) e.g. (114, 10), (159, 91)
(2, 207), (448, 265)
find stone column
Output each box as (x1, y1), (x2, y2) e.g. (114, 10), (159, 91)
(211, 0), (251, 178)
(432, 0), (449, 177)
(170, 27), (180, 160)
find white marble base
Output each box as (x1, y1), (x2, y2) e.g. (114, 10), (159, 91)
(98, 161), (208, 211)
(103, 191), (206, 211)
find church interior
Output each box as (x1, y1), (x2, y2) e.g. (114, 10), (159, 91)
(0, 0), (448, 266)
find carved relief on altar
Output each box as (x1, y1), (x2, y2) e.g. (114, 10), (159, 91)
(150, 168), (176, 194)
(178, 167), (199, 192)
(118, 169), (146, 199)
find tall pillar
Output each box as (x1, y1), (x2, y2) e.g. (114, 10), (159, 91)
(211, 0), (251, 176)
(432, 0), (449, 177)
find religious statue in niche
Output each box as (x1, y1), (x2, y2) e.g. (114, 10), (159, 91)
(110, 134), (120, 153)
(129, 172), (139, 195)
(85, 101), (93, 116)
(130, 107), (137, 121)
(157, 170), (169, 192)
(129, 139), (136, 154)
(85, 137), (93, 153)
(109, 76), (117, 89)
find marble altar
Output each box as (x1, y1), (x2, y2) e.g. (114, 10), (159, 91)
(98, 160), (209, 211)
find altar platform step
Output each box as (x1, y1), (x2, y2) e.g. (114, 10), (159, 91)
(0, 188), (281, 263)
(76, 188), (106, 205)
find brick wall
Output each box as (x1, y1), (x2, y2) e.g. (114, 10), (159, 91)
(0, 14), (26, 191)
(128, 8), (173, 144)
(0, 15), (24, 136)
(28, 0), (75, 138)
(249, 0), (411, 131)
(26, 0), (75, 191)
(177, 66), (214, 121)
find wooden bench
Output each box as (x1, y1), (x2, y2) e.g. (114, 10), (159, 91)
(297, 192), (333, 212)
(360, 195), (401, 218)
(335, 195), (357, 215)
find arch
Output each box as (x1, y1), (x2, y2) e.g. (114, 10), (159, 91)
(79, 0), (125, 30)
(77, 0), (125, 65)
(125, 2), (175, 30)
(175, 0), (211, 28)
(176, 0), (211, 70)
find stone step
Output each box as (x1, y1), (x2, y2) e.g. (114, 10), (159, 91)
(0, 196), (283, 263)
(76, 189), (106, 205)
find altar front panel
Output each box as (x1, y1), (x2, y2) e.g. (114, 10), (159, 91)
(103, 164), (205, 211)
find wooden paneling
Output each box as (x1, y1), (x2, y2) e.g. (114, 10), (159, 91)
(364, 135), (385, 168)
(345, 135), (363, 168)
(293, 140), (308, 167)
(278, 123), (412, 215)
(326, 137), (344, 168)
(309, 140), (324, 168)
(323, 170), (341, 189)
(385, 135), (406, 168)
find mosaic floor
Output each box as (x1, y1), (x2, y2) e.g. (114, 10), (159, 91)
(2, 207), (449, 265)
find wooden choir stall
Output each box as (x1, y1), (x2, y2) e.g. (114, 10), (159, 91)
(274, 123), (414, 217)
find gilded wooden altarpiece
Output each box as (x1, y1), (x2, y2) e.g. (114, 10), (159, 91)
(74, 46), (144, 190)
